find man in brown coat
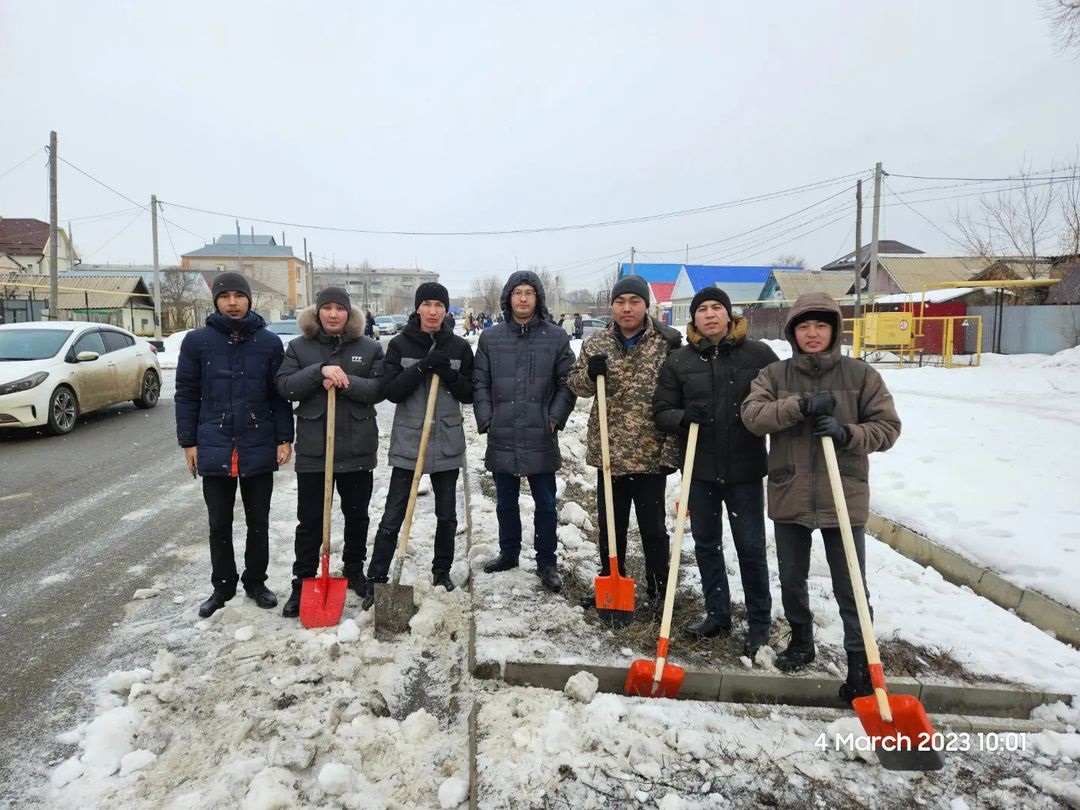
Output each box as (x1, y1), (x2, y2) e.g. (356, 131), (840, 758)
(741, 292), (900, 702)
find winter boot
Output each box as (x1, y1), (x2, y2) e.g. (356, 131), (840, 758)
(198, 587), (234, 618)
(684, 614), (732, 640)
(838, 650), (874, 702)
(776, 623), (816, 672)
(347, 572), (369, 599)
(244, 583), (277, 609)
(433, 570), (455, 592)
(362, 578), (385, 611)
(483, 554), (519, 574)
(741, 625), (771, 660)
(536, 566), (562, 593)
(281, 583), (302, 618)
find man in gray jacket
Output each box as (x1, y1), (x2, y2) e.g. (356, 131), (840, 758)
(365, 282), (475, 602)
(473, 271), (576, 592)
(275, 287), (385, 617)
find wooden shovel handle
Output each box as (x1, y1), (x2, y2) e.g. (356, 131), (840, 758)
(321, 389), (336, 557)
(654, 421), (698, 683)
(390, 373), (440, 586)
(821, 435), (891, 722)
(596, 375), (619, 572)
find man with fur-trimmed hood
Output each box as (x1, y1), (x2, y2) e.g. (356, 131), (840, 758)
(275, 286), (386, 618)
(653, 287), (779, 658)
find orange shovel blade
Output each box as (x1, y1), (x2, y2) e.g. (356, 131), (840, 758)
(624, 658), (685, 699)
(299, 570), (348, 629)
(594, 571), (635, 613)
(852, 693), (946, 771)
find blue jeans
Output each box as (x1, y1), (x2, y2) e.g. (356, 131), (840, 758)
(686, 479), (772, 633)
(493, 472), (558, 569)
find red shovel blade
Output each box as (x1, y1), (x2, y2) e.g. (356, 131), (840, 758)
(624, 658), (685, 699)
(594, 571), (635, 613)
(299, 553), (348, 629)
(851, 693), (946, 771)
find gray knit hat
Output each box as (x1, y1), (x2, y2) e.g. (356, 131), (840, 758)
(316, 286), (351, 312)
(212, 271), (252, 304)
(610, 275), (650, 305)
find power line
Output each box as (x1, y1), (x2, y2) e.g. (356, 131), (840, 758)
(81, 210), (145, 259)
(0, 148), (45, 181)
(881, 178), (962, 247)
(157, 170), (870, 237)
(68, 206), (142, 223)
(161, 216), (181, 264)
(888, 165), (1077, 183)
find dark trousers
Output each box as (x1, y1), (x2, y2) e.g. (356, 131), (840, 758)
(774, 522), (873, 653)
(686, 479), (772, 633)
(493, 472), (558, 569)
(202, 473), (273, 593)
(595, 472), (669, 592)
(367, 466), (459, 581)
(292, 470), (374, 584)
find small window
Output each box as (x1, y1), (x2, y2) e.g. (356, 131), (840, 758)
(101, 330), (135, 353)
(73, 331), (107, 356)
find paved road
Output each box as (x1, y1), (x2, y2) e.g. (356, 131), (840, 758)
(0, 395), (207, 801)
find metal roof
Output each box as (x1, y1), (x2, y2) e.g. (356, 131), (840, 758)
(1, 272), (153, 309)
(0, 218), (50, 254)
(874, 256), (989, 292)
(183, 243), (297, 259)
(618, 263), (683, 283)
(770, 270), (855, 300)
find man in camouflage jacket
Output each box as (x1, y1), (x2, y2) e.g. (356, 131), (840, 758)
(568, 276), (682, 608)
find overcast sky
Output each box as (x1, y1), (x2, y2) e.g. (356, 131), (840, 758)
(2, 1), (1078, 294)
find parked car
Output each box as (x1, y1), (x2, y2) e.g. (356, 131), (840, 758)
(391, 314), (408, 333)
(374, 315), (398, 336)
(580, 318), (608, 339)
(266, 319), (302, 343)
(0, 321), (162, 435)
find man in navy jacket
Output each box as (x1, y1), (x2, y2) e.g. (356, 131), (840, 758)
(175, 272), (294, 618)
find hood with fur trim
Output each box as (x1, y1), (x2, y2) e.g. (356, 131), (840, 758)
(685, 313), (748, 351)
(297, 304), (366, 339)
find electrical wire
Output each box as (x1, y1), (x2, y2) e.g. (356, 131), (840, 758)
(881, 179), (963, 247)
(80, 209), (146, 259)
(888, 166), (1076, 182)
(0, 148), (45, 181)
(67, 206), (142, 223)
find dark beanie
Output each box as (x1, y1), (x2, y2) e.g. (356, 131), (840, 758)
(414, 281), (449, 311)
(789, 308), (838, 331)
(316, 286), (351, 312)
(212, 271), (252, 303)
(610, 275), (650, 305)
(690, 286), (732, 319)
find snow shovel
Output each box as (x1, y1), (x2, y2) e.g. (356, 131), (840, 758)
(821, 435), (945, 771)
(593, 374), (635, 628)
(624, 422), (698, 698)
(374, 373), (440, 633)
(299, 389), (349, 629)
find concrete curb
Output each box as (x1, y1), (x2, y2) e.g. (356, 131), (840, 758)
(473, 660), (1071, 719)
(865, 512), (1080, 649)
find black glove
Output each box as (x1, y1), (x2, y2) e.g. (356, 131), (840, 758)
(416, 350), (452, 377)
(813, 414), (850, 446)
(800, 391), (835, 417)
(680, 401), (714, 428)
(586, 353), (608, 381)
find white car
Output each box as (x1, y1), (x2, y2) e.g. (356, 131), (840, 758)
(0, 321), (162, 435)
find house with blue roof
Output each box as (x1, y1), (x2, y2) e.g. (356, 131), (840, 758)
(670, 264), (800, 324)
(617, 262), (683, 284)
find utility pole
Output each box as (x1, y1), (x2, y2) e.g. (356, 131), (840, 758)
(853, 179), (863, 321)
(309, 251), (315, 302)
(303, 238), (313, 305)
(151, 195), (161, 340)
(235, 220), (243, 273)
(48, 130), (58, 320)
(868, 162), (882, 306)
(629, 246), (636, 275)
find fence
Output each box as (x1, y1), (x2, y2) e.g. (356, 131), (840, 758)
(966, 305), (1080, 355)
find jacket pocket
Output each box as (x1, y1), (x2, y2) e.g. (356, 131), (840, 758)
(438, 412), (466, 458)
(768, 464), (796, 484)
(838, 456), (868, 483)
(348, 410), (376, 460)
(295, 412), (325, 459)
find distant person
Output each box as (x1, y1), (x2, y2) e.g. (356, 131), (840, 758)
(653, 286), (778, 658)
(573, 313), (584, 340)
(275, 287), (385, 616)
(365, 282), (475, 601)
(742, 292), (901, 702)
(473, 271), (576, 593)
(364, 309), (375, 338)
(175, 272), (294, 618)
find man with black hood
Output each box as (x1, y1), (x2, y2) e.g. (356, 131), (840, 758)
(275, 286), (386, 617)
(653, 286), (778, 658)
(175, 272), (295, 618)
(742, 292), (900, 702)
(366, 282), (474, 602)
(473, 270), (576, 592)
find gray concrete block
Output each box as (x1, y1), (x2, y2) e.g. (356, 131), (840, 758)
(1016, 589), (1080, 648)
(976, 570), (1024, 611)
(719, 673), (839, 708)
(919, 681), (1042, 718)
(923, 542), (986, 591)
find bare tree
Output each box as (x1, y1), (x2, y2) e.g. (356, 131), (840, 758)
(1042, 0), (1080, 53)
(771, 254), (807, 269)
(951, 160), (1057, 278)
(470, 274), (502, 314)
(159, 270), (202, 331)
(1059, 156), (1080, 259)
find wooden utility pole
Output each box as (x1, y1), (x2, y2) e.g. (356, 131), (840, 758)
(48, 131), (59, 320)
(303, 238), (313, 305)
(235, 220), (243, 273)
(308, 251), (315, 302)
(151, 195), (161, 340)
(868, 162), (882, 306)
(854, 179), (863, 320)
(629, 246), (636, 275)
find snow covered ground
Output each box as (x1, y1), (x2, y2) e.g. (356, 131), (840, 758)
(16, 341), (1080, 809)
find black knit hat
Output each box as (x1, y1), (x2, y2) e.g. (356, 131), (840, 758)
(316, 286), (351, 312)
(212, 271), (252, 304)
(610, 275), (650, 305)
(789, 308), (838, 331)
(690, 286), (732, 319)
(414, 281), (449, 311)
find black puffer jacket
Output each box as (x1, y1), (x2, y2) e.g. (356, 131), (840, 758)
(472, 270), (576, 476)
(275, 306), (385, 473)
(653, 316), (779, 483)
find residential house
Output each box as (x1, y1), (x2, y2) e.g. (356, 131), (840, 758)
(669, 265), (782, 325)
(0, 217), (79, 273)
(759, 270), (855, 306)
(199, 271), (287, 323)
(314, 265), (439, 316)
(181, 234), (306, 311)
(0, 272), (155, 333)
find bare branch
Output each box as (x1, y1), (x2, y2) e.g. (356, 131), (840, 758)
(1042, 0), (1080, 54)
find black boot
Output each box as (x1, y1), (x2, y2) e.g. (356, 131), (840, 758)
(741, 625), (771, 659)
(281, 583), (302, 618)
(433, 570), (455, 592)
(244, 583), (278, 609)
(776, 623), (816, 672)
(198, 588), (234, 618)
(362, 578), (384, 611)
(483, 554), (519, 573)
(537, 566), (562, 593)
(838, 651), (873, 702)
(579, 591), (597, 609)
(347, 573), (369, 599)
(684, 614), (732, 640)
